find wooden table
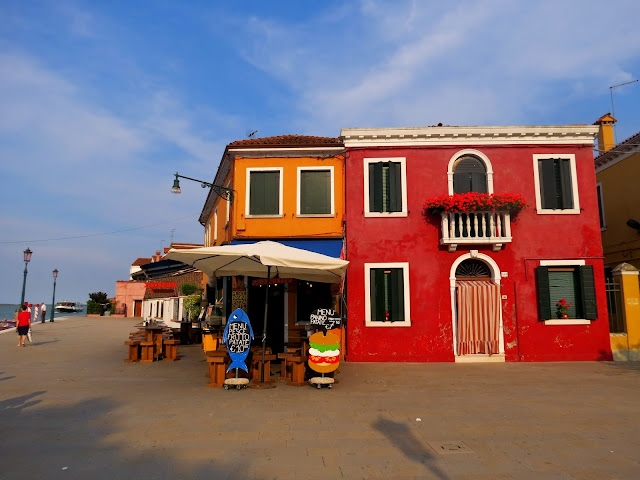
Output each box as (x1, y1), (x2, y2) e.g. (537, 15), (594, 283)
(250, 351), (277, 384)
(144, 326), (166, 359)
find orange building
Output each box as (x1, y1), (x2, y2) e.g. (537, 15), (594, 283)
(198, 135), (345, 353)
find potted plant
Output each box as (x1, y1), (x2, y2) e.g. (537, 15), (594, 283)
(556, 299), (573, 319)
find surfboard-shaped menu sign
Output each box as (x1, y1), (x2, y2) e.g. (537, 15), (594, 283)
(222, 308), (254, 373)
(309, 308), (341, 333)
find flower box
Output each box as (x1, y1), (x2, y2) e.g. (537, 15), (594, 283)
(424, 193), (527, 215)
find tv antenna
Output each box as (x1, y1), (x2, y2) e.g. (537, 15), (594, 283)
(170, 228), (175, 244)
(609, 79), (638, 143)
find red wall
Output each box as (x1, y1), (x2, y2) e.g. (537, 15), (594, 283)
(345, 144), (613, 362)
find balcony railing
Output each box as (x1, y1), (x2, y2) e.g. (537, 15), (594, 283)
(439, 211), (512, 252)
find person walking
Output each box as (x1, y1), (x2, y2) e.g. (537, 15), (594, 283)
(40, 302), (47, 323)
(16, 304), (30, 347)
(33, 303), (39, 324)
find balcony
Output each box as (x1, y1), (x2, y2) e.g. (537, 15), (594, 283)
(439, 211), (512, 252)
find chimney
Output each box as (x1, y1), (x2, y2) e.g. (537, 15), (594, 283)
(593, 113), (617, 153)
(153, 250), (162, 262)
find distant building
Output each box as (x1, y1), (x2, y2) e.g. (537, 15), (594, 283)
(594, 114), (640, 360)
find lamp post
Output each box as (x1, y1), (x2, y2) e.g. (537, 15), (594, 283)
(50, 269), (58, 322)
(171, 172), (234, 202)
(19, 248), (32, 306)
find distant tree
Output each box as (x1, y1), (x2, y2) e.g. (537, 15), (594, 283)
(89, 292), (109, 303)
(182, 294), (202, 321)
(87, 292), (112, 315)
(181, 283), (198, 296)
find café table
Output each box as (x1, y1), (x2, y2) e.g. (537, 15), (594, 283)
(143, 324), (167, 359)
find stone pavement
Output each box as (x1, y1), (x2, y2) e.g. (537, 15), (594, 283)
(1, 316), (640, 480)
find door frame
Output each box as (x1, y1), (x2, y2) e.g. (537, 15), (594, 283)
(449, 251), (504, 358)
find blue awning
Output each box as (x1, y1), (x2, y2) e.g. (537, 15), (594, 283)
(230, 239), (343, 258)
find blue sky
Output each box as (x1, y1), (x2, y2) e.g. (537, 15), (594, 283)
(1, 0), (640, 304)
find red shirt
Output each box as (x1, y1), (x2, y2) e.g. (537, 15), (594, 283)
(17, 311), (31, 327)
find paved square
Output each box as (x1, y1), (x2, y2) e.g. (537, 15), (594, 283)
(2, 316), (640, 479)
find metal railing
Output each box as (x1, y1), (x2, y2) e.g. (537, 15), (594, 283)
(605, 278), (626, 334)
(440, 211), (513, 252)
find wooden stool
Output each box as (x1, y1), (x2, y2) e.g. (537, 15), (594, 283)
(251, 353), (276, 383)
(163, 339), (179, 361)
(140, 341), (154, 363)
(124, 340), (140, 363)
(206, 356), (228, 388)
(287, 355), (307, 386)
(277, 352), (296, 381)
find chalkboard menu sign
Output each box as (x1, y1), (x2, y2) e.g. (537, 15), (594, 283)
(309, 308), (341, 333)
(226, 322), (251, 353)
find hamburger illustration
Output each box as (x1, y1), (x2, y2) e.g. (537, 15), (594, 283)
(308, 331), (340, 373)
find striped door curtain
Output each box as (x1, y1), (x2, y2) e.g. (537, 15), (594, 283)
(456, 280), (501, 355)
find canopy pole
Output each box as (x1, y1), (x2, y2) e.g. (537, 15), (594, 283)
(261, 265), (270, 384)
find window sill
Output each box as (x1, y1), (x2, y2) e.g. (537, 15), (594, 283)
(296, 213), (335, 218)
(245, 214), (282, 219)
(365, 321), (411, 327)
(535, 208), (581, 215)
(364, 211), (408, 218)
(543, 319), (591, 325)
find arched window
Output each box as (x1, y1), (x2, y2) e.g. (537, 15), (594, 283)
(453, 156), (488, 194)
(455, 259), (491, 280)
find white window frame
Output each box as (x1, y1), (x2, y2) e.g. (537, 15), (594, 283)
(364, 262), (411, 327)
(596, 182), (606, 231)
(213, 207), (218, 244)
(245, 167), (283, 218)
(539, 259), (590, 325)
(447, 149), (494, 195)
(204, 219), (211, 247)
(532, 154), (580, 214)
(363, 157), (408, 218)
(225, 180), (231, 228)
(296, 166), (335, 217)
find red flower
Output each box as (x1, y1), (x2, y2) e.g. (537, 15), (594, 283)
(424, 192), (527, 214)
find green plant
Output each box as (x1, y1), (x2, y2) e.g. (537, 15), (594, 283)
(182, 294), (202, 321)
(556, 298), (573, 318)
(181, 283), (198, 296)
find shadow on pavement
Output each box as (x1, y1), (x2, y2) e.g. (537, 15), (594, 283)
(0, 391), (265, 480)
(373, 416), (449, 480)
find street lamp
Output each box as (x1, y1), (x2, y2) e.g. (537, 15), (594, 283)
(171, 172), (234, 202)
(19, 247), (32, 306)
(50, 269), (58, 322)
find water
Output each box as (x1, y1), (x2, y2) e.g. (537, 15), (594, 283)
(0, 303), (87, 322)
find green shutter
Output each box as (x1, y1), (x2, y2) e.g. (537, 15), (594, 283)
(369, 163), (383, 212)
(390, 268), (404, 321)
(249, 173), (265, 214)
(579, 265), (598, 320)
(471, 172), (488, 194)
(388, 162), (402, 212)
(559, 159), (574, 209)
(453, 172), (471, 193)
(301, 170), (330, 214)
(250, 171), (279, 215)
(536, 266), (552, 320)
(370, 269), (385, 322)
(539, 159), (557, 209)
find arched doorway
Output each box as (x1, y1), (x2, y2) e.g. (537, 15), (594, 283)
(450, 253), (504, 361)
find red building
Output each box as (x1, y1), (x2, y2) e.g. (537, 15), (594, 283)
(342, 124), (613, 362)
